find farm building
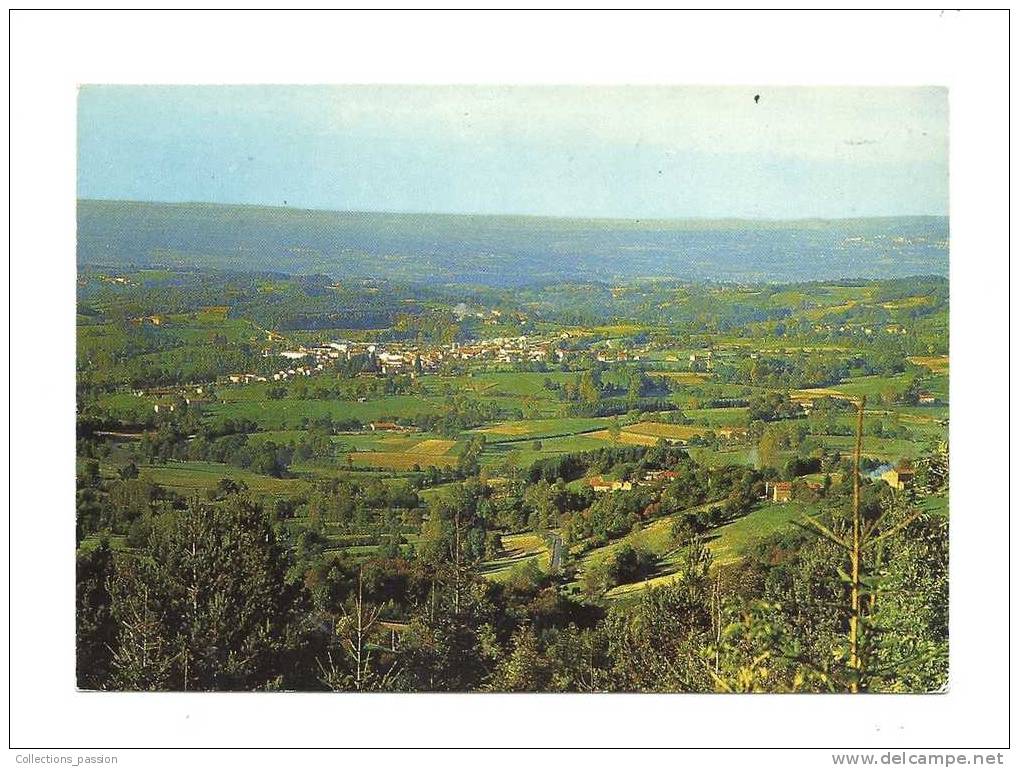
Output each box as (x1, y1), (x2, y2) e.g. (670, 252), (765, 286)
(587, 479), (633, 493)
(642, 469), (678, 483)
(717, 427), (749, 441)
(765, 481), (793, 503)
(588, 475), (634, 493)
(881, 466), (915, 490)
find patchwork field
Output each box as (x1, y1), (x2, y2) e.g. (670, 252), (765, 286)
(339, 434), (458, 468)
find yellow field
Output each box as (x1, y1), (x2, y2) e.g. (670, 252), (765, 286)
(562, 323), (649, 336)
(607, 570), (684, 598)
(651, 371), (711, 384)
(589, 429), (659, 447)
(197, 306), (230, 320)
(590, 421), (705, 447)
(804, 301), (857, 320)
(792, 387), (844, 401)
(502, 533), (546, 555)
(908, 355), (949, 374)
(864, 409), (941, 426)
(478, 422), (533, 436)
(406, 439), (456, 455)
(624, 421), (706, 441)
(346, 451), (458, 470)
(882, 296), (934, 310)
(460, 381), (500, 395)
(481, 532), (551, 581)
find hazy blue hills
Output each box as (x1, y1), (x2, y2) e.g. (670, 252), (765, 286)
(77, 199), (949, 286)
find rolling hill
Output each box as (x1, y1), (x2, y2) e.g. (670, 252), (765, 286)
(77, 198), (949, 287)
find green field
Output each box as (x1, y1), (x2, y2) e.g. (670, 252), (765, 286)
(571, 500), (820, 599)
(687, 447), (759, 468)
(481, 433), (608, 467)
(706, 501), (817, 567)
(210, 393), (445, 429)
(480, 532), (552, 581)
(683, 407), (751, 426)
(474, 416), (607, 442)
(813, 434), (924, 461)
(136, 461), (307, 496)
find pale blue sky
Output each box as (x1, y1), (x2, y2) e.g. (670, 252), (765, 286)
(77, 85), (948, 219)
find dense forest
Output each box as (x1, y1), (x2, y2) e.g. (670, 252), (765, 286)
(78, 428), (949, 692)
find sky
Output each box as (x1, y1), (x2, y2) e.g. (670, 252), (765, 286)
(77, 85), (948, 220)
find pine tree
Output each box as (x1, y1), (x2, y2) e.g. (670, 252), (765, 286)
(76, 540), (118, 689)
(110, 498), (316, 691)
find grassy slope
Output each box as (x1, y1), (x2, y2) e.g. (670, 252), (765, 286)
(480, 532), (552, 582)
(567, 500), (817, 600)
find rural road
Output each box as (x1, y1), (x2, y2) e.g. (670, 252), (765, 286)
(550, 533), (564, 572)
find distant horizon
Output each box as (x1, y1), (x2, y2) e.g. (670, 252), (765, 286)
(78, 86), (948, 220)
(78, 196), (950, 226)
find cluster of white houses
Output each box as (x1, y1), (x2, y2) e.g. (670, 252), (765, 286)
(588, 469), (680, 493)
(811, 323), (910, 337)
(136, 333), (645, 402)
(216, 335), (580, 386)
(452, 336), (558, 364)
(268, 341), (434, 377)
(133, 384), (212, 413)
(589, 469), (913, 502)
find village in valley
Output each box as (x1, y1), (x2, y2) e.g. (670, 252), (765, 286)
(73, 82), (950, 694)
(79, 253), (948, 600)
